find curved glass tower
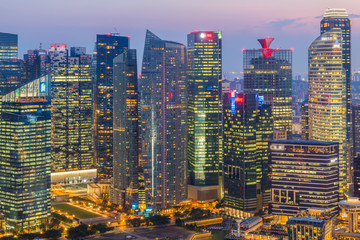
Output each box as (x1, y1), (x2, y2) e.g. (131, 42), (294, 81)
(140, 30), (187, 209)
(308, 29), (347, 196)
(321, 8), (352, 185)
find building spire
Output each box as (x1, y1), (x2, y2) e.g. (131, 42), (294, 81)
(258, 37), (276, 58)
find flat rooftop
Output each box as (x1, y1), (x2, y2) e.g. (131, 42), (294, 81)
(271, 140), (337, 146)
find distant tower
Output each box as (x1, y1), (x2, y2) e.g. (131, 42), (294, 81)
(140, 30), (187, 209)
(93, 34), (129, 180)
(243, 37), (293, 140)
(0, 32), (20, 95)
(308, 29), (347, 196)
(187, 31), (223, 201)
(301, 100), (309, 140)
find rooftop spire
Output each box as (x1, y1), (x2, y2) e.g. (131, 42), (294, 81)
(258, 37), (276, 58)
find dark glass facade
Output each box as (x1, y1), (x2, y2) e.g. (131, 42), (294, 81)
(140, 30), (187, 209)
(0, 32), (20, 95)
(243, 38), (292, 139)
(353, 105), (360, 157)
(93, 34), (129, 180)
(0, 75), (51, 229)
(21, 49), (50, 85)
(270, 140), (339, 216)
(111, 49), (141, 209)
(49, 44), (93, 172)
(301, 101), (309, 141)
(223, 92), (273, 218)
(187, 31), (222, 194)
(354, 155), (360, 197)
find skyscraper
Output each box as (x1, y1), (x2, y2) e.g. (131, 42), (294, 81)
(223, 92), (273, 218)
(243, 37), (293, 140)
(49, 44), (93, 172)
(0, 75), (51, 229)
(270, 140), (339, 219)
(93, 34), (129, 180)
(111, 49), (141, 209)
(354, 154), (360, 197)
(21, 49), (50, 85)
(301, 100), (309, 140)
(140, 30), (187, 209)
(308, 29), (347, 195)
(353, 105), (360, 157)
(0, 32), (20, 95)
(187, 31), (222, 201)
(321, 9), (351, 157)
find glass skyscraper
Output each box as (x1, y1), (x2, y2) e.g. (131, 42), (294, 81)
(111, 49), (141, 210)
(0, 32), (20, 95)
(223, 92), (273, 218)
(140, 30), (187, 209)
(0, 75), (51, 229)
(308, 29), (347, 196)
(243, 37), (293, 140)
(321, 9), (351, 159)
(187, 31), (222, 201)
(353, 105), (360, 157)
(49, 44), (93, 172)
(21, 49), (50, 85)
(93, 34), (129, 180)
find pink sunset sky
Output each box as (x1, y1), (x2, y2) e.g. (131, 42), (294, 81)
(1, 0), (360, 75)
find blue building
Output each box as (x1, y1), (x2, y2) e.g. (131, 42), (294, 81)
(140, 30), (187, 209)
(0, 32), (20, 95)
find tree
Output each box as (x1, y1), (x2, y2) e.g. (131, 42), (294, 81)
(44, 229), (62, 239)
(149, 215), (170, 225)
(67, 224), (95, 239)
(175, 218), (183, 226)
(90, 223), (113, 233)
(128, 218), (141, 227)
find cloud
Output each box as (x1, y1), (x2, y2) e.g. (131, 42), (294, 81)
(349, 14), (360, 18)
(315, 14), (360, 19)
(269, 18), (300, 28)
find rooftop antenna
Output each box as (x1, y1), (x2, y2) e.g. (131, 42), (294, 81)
(39, 43), (42, 50)
(113, 27), (120, 36)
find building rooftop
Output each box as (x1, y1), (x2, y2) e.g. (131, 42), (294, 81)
(271, 140), (336, 146)
(324, 8), (348, 18)
(339, 197), (360, 208)
(287, 217), (325, 227)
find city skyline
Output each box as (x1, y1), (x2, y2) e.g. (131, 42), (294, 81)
(2, 1), (360, 75)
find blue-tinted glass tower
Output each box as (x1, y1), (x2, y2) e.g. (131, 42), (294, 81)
(140, 30), (187, 209)
(94, 34), (129, 180)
